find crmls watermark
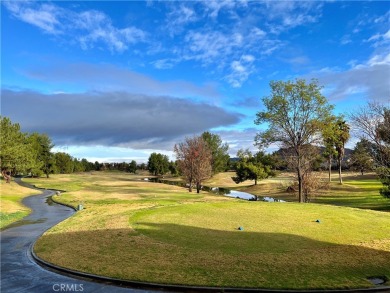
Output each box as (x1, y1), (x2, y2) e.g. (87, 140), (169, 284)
(52, 284), (84, 292)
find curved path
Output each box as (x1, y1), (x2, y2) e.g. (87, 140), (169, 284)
(0, 179), (156, 293)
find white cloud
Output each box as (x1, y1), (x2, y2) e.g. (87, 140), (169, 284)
(4, 1), (62, 34)
(367, 53), (390, 66)
(184, 30), (236, 65)
(365, 29), (390, 48)
(226, 55), (256, 88)
(3, 1), (147, 53)
(374, 10), (390, 24)
(181, 25), (279, 85)
(251, 27), (267, 38)
(263, 1), (323, 33)
(201, 0), (246, 19)
(164, 4), (198, 36)
(313, 53), (390, 102)
(151, 59), (176, 70)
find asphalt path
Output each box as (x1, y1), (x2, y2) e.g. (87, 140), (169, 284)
(0, 178), (158, 293)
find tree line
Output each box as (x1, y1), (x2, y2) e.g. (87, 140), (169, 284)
(0, 117), (98, 181)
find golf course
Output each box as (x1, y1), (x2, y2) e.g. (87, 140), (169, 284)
(0, 180), (36, 229)
(11, 171), (389, 290)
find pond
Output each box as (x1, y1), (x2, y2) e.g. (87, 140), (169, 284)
(143, 178), (286, 202)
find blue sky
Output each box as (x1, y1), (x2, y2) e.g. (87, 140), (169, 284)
(2, 1), (389, 163)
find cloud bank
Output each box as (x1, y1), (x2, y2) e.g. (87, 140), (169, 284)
(2, 89), (240, 150)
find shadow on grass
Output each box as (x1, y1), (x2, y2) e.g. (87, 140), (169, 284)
(35, 223), (390, 290)
(313, 197), (390, 211)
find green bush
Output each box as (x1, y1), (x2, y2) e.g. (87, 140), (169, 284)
(377, 167), (390, 199)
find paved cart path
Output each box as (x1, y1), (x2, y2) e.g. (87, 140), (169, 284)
(0, 178), (157, 293)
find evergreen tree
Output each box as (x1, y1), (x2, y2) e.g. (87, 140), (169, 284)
(201, 131), (230, 174)
(232, 149), (276, 185)
(128, 160), (137, 173)
(147, 153), (169, 176)
(28, 133), (55, 178)
(0, 116), (35, 177)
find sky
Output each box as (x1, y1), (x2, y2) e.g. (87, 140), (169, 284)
(2, 1), (389, 163)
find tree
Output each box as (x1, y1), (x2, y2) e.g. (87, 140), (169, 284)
(255, 79), (333, 203)
(232, 149), (275, 186)
(0, 116), (35, 177)
(349, 102), (390, 167)
(377, 108), (390, 144)
(81, 158), (95, 172)
(376, 109), (390, 198)
(349, 139), (374, 175)
(73, 158), (86, 172)
(349, 102), (390, 199)
(94, 161), (102, 171)
(333, 118), (350, 184)
(321, 116), (338, 182)
(147, 153), (169, 176)
(283, 144), (324, 202)
(54, 152), (74, 174)
(169, 161), (180, 176)
(201, 131), (230, 174)
(301, 170), (328, 203)
(127, 160), (137, 174)
(174, 136), (212, 193)
(377, 167), (390, 198)
(28, 133), (55, 178)
(321, 116), (351, 185)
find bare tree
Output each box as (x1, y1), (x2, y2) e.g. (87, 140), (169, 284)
(284, 144), (325, 202)
(174, 136), (212, 193)
(349, 102), (389, 167)
(301, 171), (329, 203)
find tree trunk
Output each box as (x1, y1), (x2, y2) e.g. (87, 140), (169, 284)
(361, 169), (364, 176)
(298, 175), (303, 202)
(196, 182), (201, 193)
(255, 178), (257, 185)
(297, 152), (304, 203)
(338, 158), (343, 184)
(188, 179), (193, 192)
(328, 156), (332, 182)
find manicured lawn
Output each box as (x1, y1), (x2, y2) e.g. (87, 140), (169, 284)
(26, 172), (390, 290)
(0, 177), (37, 229)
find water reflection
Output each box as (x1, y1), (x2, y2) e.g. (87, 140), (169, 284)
(143, 178), (285, 202)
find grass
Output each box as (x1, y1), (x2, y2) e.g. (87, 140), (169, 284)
(202, 171), (390, 211)
(0, 177), (37, 229)
(26, 171), (390, 290)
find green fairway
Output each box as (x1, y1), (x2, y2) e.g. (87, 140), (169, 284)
(26, 172), (390, 289)
(202, 171), (390, 211)
(0, 178), (37, 229)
